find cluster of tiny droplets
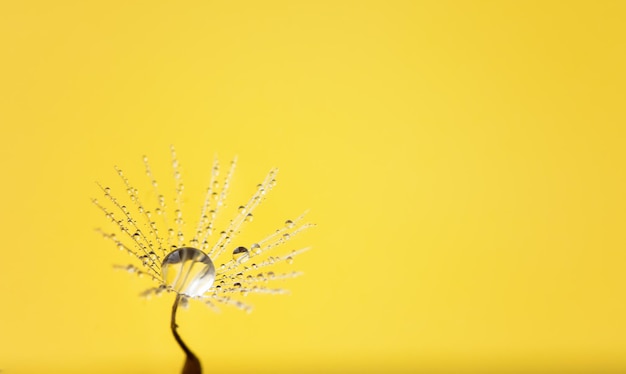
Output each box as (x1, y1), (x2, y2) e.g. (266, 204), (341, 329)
(93, 146), (313, 313)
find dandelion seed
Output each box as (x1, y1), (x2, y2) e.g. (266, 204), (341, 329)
(94, 147), (312, 374)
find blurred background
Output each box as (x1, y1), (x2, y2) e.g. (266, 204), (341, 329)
(1, 1), (625, 373)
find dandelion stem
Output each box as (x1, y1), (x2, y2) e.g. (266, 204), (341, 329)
(171, 294), (202, 374)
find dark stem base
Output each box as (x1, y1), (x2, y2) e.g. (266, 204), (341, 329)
(171, 294), (203, 374)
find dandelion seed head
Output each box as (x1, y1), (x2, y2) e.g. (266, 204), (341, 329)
(94, 147), (312, 312)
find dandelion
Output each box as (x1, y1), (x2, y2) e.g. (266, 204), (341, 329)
(93, 146), (312, 374)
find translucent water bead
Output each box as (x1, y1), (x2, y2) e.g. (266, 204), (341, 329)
(161, 247), (216, 297)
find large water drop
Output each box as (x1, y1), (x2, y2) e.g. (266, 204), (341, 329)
(161, 247), (215, 297)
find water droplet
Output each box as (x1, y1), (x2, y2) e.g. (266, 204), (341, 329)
(104, 187), (111, 194)
(140, 255), (150, 266)
(286, 256), (294, 264)
(245, 213), (253, 222)
(250, 243), (261, 254)
(238, 205), (246, 214)
(285, 220), (295, 229)
(283, 233), (291, 240)
(233, 282), (242, 288)
(180, 296), (189, 309)
(232, 246), (250, 263)
(267, 271), (275, 279)
(162, 247), (216, 298)
(121, 205), (128, 213)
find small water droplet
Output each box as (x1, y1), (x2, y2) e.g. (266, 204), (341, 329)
(238, 205), (246, 213)
(245, 213), (253, 222)
(285, 220), (295, 229)
(250, 243), (261, 254)
(140, 255), (149, 266)
(232, 246), (250, 263)
(286, 256), (294, 264)
(283, 233), (291, 240)
(104, 187), (111, 194)
(180, 296), (189, 309)
(233, 282), (242, 288)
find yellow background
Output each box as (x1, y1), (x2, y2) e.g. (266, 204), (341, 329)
(1, 1), (625, 373)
